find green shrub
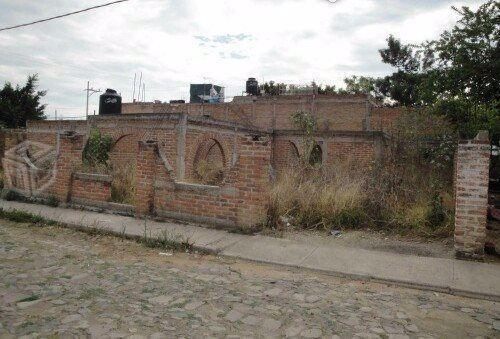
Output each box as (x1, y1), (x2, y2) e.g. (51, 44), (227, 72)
(46, 195), (60, 207)
(82, 128), (113, 169)
(1, 189), (24, 202)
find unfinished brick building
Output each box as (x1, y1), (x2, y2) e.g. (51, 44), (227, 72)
(3, 93), (498, 258)
(3, 94), (399, 229)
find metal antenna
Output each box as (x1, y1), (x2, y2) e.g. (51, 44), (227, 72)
(84, 81), (100, 118)
(137, 72), (142, 102)
(132, 73), (136, 102)
(143, 83), (145, 102)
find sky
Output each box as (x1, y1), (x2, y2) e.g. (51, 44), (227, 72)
(0, 0), (484, 119)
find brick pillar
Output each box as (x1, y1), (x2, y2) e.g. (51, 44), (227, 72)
(454, 131), (490, 259)
(235, 134), (272, 228)
(135, 140), (157, 216)
(54, 132), (84, 203)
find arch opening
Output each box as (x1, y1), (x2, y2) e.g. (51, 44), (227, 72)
(193, 138), (226, 185)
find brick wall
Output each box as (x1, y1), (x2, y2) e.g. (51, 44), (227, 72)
(152, 132), (272, 229)
(53, 132), (85, 202)
(454, 132), (491, 259)
(2, 108), (383, 230)
(70, 173), (111, 205)
(370, 107), (404, 132)
(273, 132), (383, 173)
(122, 94), (371, 132)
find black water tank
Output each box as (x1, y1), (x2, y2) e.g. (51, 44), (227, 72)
(246, 77), (260, 96)
(99, 89), (122, 115)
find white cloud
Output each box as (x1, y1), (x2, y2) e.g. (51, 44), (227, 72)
(0, 0), (485, 118)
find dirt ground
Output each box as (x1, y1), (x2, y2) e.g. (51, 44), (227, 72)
(1, 219), (499, 338)
(282, 228), (454, 258)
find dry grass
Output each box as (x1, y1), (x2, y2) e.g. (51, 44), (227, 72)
(196, 160), (224, 185)
(268, 158), (368, 231)
(267, 110), (456, 238)
(110, 162), (136, 204)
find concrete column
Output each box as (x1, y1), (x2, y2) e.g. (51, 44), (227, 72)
(454, 131), (490, 259)
(135, 140), (158, 216)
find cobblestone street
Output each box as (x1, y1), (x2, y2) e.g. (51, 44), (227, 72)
(0, 220), (499, 338)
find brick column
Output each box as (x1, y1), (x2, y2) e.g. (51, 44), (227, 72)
(235, 134), (272, 228)
(135, 140), (157, 216)
(54, 132), (84, 203)
(454, 131), (490, 259)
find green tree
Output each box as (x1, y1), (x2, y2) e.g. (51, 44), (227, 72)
(378, 1), (499, 107)
(425, 1), (500, 104)
(259, 81), (287, 96)
(376, 1), (499, 141)
(0, 74), (47, 128)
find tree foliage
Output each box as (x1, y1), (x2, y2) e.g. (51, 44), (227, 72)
(0, 74), (46, 128)
(377, 1), (499, 107)
(375, 1), (499, 142)
(259, 81), (287, 95)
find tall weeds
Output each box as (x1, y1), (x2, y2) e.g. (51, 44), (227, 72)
(268, 158), (368, 231)
(267, 109), (456, 237)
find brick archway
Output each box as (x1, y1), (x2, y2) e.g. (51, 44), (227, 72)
(186, 133), (233, 184)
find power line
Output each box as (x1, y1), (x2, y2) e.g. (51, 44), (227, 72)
(0, 0), (131, 32)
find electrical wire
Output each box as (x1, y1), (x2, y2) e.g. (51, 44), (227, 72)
(0, 0), (131, 32)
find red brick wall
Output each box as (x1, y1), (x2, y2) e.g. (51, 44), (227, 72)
(273, 138), (300, 172)
(370, 107), (404, 132)
(273, 133), (381, 173)
(325, 139), (378, 169)
(135, 141), (157, 215)
(454, 133), (491, 259)
(152, 133), (272, 229)
(54, 133), (84, 202)
(122, 94), (370, 132)
(70, 173), (111, 204)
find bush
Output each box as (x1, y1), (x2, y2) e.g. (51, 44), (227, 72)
(368, 110), (456, 236)
(267, 110), (456, 238)
(46, 195), (60, 207)
(82, 128), (113, 169)
(1, 189), (24, 202)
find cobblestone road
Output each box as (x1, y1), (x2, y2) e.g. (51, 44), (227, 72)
(0, 220), (499, 338)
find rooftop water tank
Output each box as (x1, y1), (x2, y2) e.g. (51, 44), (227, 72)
(99, 89), (122, 115)
(246, 77), (260, 96)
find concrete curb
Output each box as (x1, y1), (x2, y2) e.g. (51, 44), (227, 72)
(1, 199), (499, 302)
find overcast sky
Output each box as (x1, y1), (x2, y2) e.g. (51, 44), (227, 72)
(0, 0), (483, 118)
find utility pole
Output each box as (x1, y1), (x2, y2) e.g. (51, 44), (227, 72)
(84, 81), (100, 118)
